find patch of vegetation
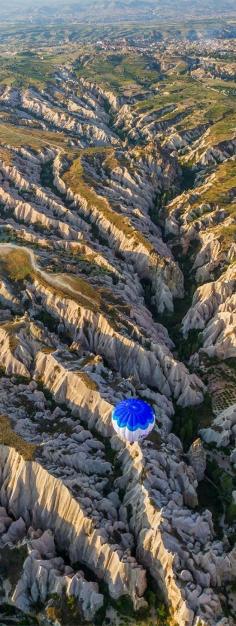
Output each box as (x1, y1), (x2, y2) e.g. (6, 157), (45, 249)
(178, 329), (203, 361)
(225, 357), (236, 372)
(76, 372), (98, 391)
(173, 393), (213, 451)
(0, 414), (37, 460)
(65, 274), (101, 306)
(220, 224), (236, 246)
(206, 459), (236, 524)
(0, 122), (70, 151)
(203, 111), (236, 146)
(0, 603), (38, 626)
(75, 50), (160, 95)
(197, 477), (224, 536)
(47, 592), (88, 626)
(0, 248), (32, 282)
(184, 160), (236, 211)
(94, 579), (174, 626)
(180, 164), (196, 191)
(35, 309), (59, 333)
(0, 51), (55, 89)
(40, 160), (57, 191)
(36, 378), (58, 408)
(0, 543), (28, 588)
(71, 253), (118, 282)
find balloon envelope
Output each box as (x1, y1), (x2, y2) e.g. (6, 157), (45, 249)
(112, 398), (155, 444)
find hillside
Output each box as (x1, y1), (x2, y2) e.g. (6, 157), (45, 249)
(1, 0), (236, 22)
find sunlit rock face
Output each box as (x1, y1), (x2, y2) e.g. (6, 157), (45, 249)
(0, 31), (235, 626)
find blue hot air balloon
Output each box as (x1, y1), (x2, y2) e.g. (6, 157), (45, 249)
(112, 398), (155, 444)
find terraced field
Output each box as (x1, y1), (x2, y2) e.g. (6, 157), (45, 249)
(0, 23), (235, 626)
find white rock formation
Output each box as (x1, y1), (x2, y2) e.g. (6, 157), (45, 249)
(117, 439), (235, 626)
(200, 404), (236, 452)
(187, 438), (207, 481)
(0, 445), (147, 609)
